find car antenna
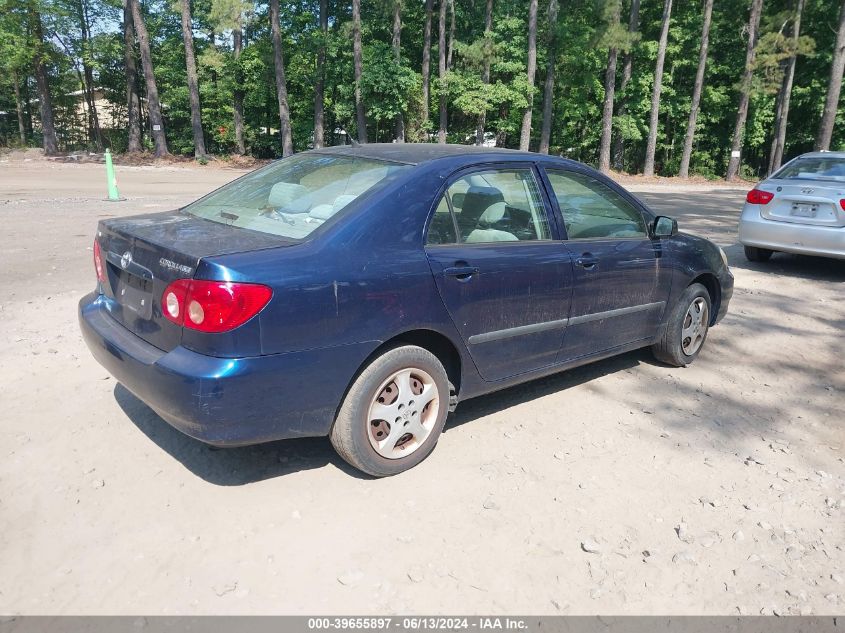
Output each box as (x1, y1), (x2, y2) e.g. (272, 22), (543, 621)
(349, 137), (360, 147)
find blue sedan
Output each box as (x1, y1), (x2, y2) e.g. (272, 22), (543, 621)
(79, 144), (733, 476)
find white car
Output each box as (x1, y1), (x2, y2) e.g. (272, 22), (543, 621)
(738, 151), (845, 261)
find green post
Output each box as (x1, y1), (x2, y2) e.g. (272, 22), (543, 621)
(104, 149), (120, 201)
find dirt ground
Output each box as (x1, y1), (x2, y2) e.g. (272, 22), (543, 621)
(0, 155), (842, 616)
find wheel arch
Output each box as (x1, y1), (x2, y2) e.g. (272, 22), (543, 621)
(690, 272), (721, 325)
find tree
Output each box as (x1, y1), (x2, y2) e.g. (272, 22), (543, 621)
(598, 0), (621, 173)
(475, 0), (493, 146)
(269, 0), (293, 155)
(128, 0), (168, 156)
(179, 0), (206, 157)
(123, 0), (142, 152)
(392, 0), (404, 142)
(437, 0), (446, 143)
(643, 0), (673, 177)
(29, 1), (58, 155)
(679, 0), (713, 178)
(75, 0), (102, 149)
(768, 0), (805, 173)
(313, 0), (327, 149)
(611, 0), (640, 170)
(538, 0), (559, 154)
(816, 0), (845, 151)
(232, 25), (245, 154)
(726, 0), (765, 180)
(13, 71), (27, 144)
(519, 0), (538, 151)
(421, 0), (433, 132)
(352, 0), (367, 143)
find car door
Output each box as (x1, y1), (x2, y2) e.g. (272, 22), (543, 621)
(542, 168), (664, 361)
(425, 164), (574, 382)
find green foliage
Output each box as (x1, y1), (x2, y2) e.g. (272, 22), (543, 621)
(1, 0), (842, 176)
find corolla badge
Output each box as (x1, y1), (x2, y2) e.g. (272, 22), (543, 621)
(801, 187), (814, 194)
(120, 250), (133, 269)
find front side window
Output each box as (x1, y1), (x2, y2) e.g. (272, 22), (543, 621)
(184, 153), (409, 239)
(546, 170), (647, 240)
(773, 156), (845, 183)
(426, 168), (551, 245)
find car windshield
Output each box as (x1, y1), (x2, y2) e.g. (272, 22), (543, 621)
(773, 156), (845, 183)
(184, 153), (409, 239)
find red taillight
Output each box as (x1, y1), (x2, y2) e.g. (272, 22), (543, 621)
(93, 239), (105, 283)
(840, 199), (845, 211)
(746, 189), (774, 205)
(161, 279), (272, 333)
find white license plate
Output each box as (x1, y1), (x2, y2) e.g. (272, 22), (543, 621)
(791, 204), (817, 218)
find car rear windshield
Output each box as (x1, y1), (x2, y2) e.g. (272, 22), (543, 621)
(184, 153), (409, 239)
(773, 156), (845, 183)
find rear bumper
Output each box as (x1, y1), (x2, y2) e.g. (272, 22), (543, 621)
(79, 293), (372, 446)
(739, 204), (845, 259)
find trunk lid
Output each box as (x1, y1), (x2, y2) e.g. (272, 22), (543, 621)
(760, 180), (845, 227)
(97, 210), (294, 351)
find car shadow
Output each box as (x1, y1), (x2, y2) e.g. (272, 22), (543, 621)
(114, 383), (369, 484)
(725, 245), (845, 281)
(114, 349), (657, 485)
(445, 348), (653, 431)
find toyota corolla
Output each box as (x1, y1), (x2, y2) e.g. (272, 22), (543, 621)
(79, 144), (733, 476)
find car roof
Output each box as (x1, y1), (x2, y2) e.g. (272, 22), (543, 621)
(793, 151), (845, 159)
(306, 143), (537, 165)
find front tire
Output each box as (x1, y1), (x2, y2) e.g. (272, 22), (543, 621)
(652, 283), (712, 367)
(744, 245), (773, 262)
(330, 345), (450, 477)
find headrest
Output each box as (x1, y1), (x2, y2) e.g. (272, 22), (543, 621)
(268, 182), (308, 212)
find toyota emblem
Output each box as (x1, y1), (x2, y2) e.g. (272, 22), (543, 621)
(120, 251), (132, 269)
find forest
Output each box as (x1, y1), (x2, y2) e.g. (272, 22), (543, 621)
(1, 0), (843, 179)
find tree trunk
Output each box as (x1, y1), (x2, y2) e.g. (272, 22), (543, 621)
(233, 27), (246, 154)
(519, 0), (538, 151)
(422, 0), (433, 132)
(393, 0), (405, 142)
(726, 0), (764, 180)
(180, 0), (206, 157)
(598, 0), (621, 172)
(313, 0), (327, 148)
(123, 0), (142, 152)
(269, 0), (294, 155)
(13, 71), (27, 145)
(447, 0), (455, 70)
(538, 0), (559, 154)
(678, 0), (712, 178)
(77, 0), (103, 149)
(476, 0), (494, 146)
(352, 0), (368, 143)
(437, 0), (447, 143)
(611, 0), (640, 170)
(815, 0), (845, 151)
(643, 0), (673, 177)
(129, 0), (168, 157)
(769, 0), (804, 173)
(29, 4), (59, 155)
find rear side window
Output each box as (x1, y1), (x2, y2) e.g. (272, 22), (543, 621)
(546, 170), (647, 240)
(773, 156), (845, 182)
(426, 168), (551, 245)
(184, 154), (409, 239)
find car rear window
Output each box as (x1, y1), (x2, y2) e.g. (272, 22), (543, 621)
(773, 156), (845, 183)
(184, 153), (409, 239)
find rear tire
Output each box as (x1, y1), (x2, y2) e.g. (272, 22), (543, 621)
(652, 283), (712, 367)
(330, 345), (450, 477)
(744, 245), (773, 262)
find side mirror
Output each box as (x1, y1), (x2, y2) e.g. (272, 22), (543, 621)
(653, 216), (678, 238)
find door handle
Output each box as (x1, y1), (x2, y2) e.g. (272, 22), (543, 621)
(444, 265), (479, 279)
(575, 253), (599, 269)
